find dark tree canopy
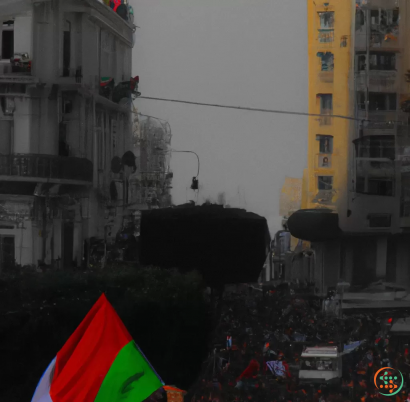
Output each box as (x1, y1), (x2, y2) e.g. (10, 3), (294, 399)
(0, 267), (211, 402)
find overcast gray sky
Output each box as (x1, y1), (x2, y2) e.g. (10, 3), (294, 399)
(131, 0), (308, 234)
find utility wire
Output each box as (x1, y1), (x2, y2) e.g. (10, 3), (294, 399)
(139, 96), (364, 122)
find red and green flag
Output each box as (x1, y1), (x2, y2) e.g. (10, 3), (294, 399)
(31, 294), (164, 402)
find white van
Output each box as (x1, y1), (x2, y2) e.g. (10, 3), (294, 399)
(299, 346), (342, 385)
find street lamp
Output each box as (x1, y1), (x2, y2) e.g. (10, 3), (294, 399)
(154, 147), (200, 190)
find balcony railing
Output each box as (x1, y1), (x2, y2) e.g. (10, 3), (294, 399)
(355, 30), (400, 51)
(357, 110), (405, 133)
(318, 71), (334, 83)
(318, 30), (334, 44)
(355, 71), (397, 92)
(0, 154), (93, 183)
(0, 61), (31, 76)
(319, 111), (332, 126)
(357, 0), (398, 7)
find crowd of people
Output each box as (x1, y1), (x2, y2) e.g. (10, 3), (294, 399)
(189, 282), (410, 402)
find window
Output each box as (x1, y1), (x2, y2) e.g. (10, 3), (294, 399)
(319, 12), (334, 29)
(62, 92), (73, 114)
(318, 52), (334, 71)
(317, 135), (333, 154)
(358, 92), (397, 111)
(355, 147), (395, 196)
(0, 236), (15, 270)
(354, 136), (395, 159)
(370, 9), (399, 44)
(318, 94), (333, 125)
(371, 10), (380, 25)
(63, 21), (71, 77)
(318, 12), (334, 43)
(318, 176), (333, 190)
(96, 111), (105, 170)
(301, 357), (337, 371)
(368, 179), (393, 196)
(357, 92), (366, 110)
(0, 121), (13, 155)
(370, 9), (399, 26)
(357, 54), (366, 71)
(356, 175), (394, 196)
(100, 30), (116, 80)
(370, 53), (396, 70)
(357, 52), (396, 71)
(0, 97), (15, 116)
(356, 9), (365, 29)
(59, 122), (69, 157)
(320, 94), (333, 113)
(369, 93), (397, 111)
(111, 119), (118, 154)
(2, 21), (14, 59)
(368, 214), (391, 228)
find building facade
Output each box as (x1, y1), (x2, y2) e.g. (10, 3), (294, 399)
(130, 115), (173, 211)
(289, 0), (410, 293)
(0, 0), (138, 270)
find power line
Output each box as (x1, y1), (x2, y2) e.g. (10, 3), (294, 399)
(139, 96), (364, 122)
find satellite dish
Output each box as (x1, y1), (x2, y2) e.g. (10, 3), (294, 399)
(122, 151), (136, 167)
(116, 4), (128, 20)
(111, 156), (122, 174)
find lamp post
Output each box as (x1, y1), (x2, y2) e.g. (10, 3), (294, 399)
(154, 147), (200, 190)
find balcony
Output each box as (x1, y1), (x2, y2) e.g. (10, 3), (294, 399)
(318, 71), (334, 83)
(0, 154), (93, 185)
(357, 110), (403, 136)
(355, 71), (397, 93)
(318, 110), (332, 126)
(355, 14), (400, 51)
(317, 30), (334, 48)
(0, 61), (38, 85)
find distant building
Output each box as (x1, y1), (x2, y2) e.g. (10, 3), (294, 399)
(0, 0), (138, 270)
(129, 116), (173, 211)
(289, 0), (410, 293)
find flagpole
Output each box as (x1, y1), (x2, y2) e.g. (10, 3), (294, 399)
(134, 341), (165, 385)
(212, 348), (216, 377)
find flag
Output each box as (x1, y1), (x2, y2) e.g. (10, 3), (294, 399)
(31, 294), (164, 402)
(266, 361), (289, 377)
(236, 359), (260, 381)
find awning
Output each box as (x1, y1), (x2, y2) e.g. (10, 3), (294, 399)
(287, 209), (341, 242)
(391, 317), (410, 333)
(34, 183), (89, 198)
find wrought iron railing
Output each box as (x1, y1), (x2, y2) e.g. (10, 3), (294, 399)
(0, 154), (93, 182)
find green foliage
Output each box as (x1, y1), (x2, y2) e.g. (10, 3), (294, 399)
(0, 267), (211, 402)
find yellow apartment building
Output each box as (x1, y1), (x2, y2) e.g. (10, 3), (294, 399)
(304, 1), (353, 213)
(288, 0), (410, 295)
